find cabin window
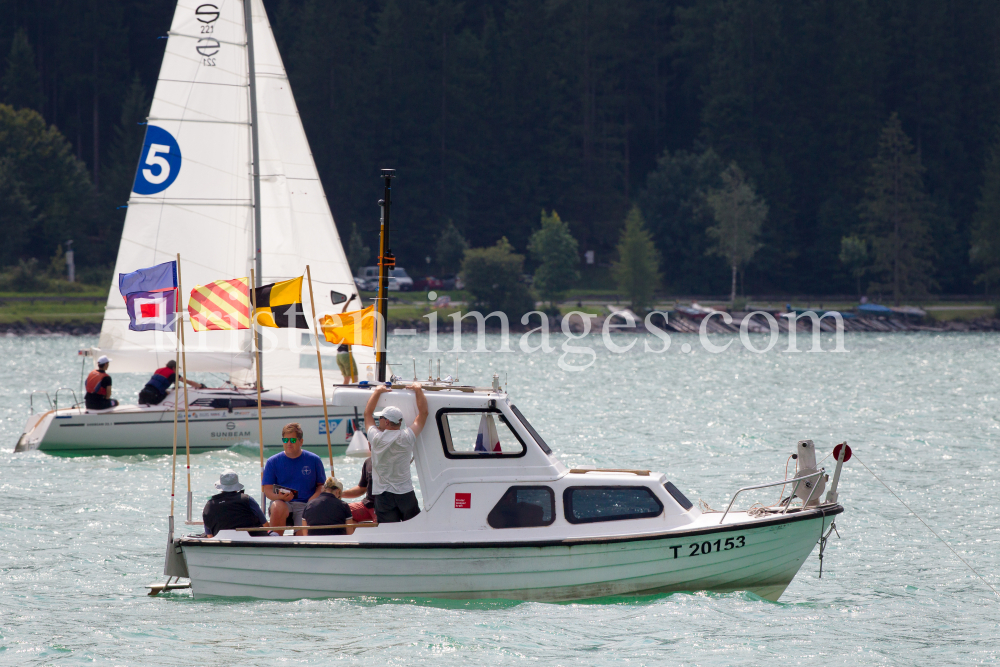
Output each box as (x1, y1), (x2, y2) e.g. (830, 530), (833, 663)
(663, 482), (693, 511)
(563, 486), (664, 524)
(436, 408), (527, 458)
(508, 404), (553, 454)
(487, 486), (555, 528)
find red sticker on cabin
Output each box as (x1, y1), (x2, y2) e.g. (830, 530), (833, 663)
(454, 493), (471, 509)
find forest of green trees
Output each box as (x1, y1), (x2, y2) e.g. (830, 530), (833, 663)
(3, 0), (1000, 300)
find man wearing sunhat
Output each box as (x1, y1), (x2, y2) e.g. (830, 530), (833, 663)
(202, 470), (266, 538)
(364, 383), (428, 523)
(84, 355), (119, 411)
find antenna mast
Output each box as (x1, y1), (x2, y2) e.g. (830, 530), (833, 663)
(376, 169), (395, 382)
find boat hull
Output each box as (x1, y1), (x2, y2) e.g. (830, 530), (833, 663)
(179, 507), (841, 602)
(15, 403), (355, 456)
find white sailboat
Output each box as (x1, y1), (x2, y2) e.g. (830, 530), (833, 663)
(16, 0), (373, 455)
(165, 382), (848, 602)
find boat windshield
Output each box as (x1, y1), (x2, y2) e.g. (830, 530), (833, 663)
(508, 404), (553, 454)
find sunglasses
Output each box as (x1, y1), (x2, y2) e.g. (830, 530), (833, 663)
(281, 437), (298, 443)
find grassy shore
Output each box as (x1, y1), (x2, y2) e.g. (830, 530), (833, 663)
(1, 288), (995, 330)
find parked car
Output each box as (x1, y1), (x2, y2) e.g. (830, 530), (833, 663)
(440, 274), (464, 290)
(390, 267), (414, 291)
(414, 275), (444, 291)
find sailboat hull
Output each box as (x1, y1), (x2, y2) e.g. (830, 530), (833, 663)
(15, 401), (355, 456)
(178, 507), (841, 602)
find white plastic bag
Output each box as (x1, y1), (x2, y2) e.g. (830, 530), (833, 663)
(346, 429), (369, 458)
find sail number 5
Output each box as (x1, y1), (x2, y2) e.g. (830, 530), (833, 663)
(143, 144), (172, 184)
(669, 535), (745, 559)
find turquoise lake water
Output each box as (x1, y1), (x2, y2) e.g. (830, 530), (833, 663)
(1, 332), (998, 665)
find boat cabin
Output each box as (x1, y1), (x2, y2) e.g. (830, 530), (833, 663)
(295, 383), (704, 542)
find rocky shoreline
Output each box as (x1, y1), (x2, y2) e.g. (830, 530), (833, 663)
(5, 314), (1000, 337)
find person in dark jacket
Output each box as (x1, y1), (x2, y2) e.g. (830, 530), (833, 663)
(302, 476), (355, 536)
(202, 470), (267, 538)
(84, 355), (118, 411)
(138, 360), (205, 405)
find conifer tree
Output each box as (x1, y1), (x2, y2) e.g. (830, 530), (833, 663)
(435, 221), (469, 275)
(839, 235), (869, 300)
(1, 29), (44, 114)
(347, 223), (370, 276)
(705, 163), (767, 303)
(970, 132), (1000, 294)
(611, 205), (662, 312)
(528, 210), (579, 309)
(860, 113), (936, 304)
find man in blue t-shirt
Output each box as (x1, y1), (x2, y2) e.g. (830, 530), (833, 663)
(262, 422), (325, 535)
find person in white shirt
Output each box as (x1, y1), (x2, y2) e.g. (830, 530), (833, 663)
(364, 383), (428, 522)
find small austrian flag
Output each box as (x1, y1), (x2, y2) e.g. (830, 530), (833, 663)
(127, 290), (177, 332)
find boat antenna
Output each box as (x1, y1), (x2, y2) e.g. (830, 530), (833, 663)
(244, 0), (263, 385)
(375, 168), (395, 382)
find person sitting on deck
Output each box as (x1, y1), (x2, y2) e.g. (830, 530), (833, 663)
(302, 476), (355, 536)
(342, 453), (378, 524)
(262, 423), (325, 536)
(202, 470), (266, 538)
(364, 384), (428, 523)
(84, 355), (119, 411)
(138, 360), (205, 406)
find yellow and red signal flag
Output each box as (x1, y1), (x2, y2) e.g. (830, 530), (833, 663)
(188, 277), (251, 332)
(320, 305), (375, 347)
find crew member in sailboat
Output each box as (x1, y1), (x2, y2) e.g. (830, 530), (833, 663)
(364, 385), (428, 523)
(337, 344), (358, 384)
(84, 356), (118, 411)
(138, 360), (205, 405)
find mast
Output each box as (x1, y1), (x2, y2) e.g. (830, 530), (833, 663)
(244, 0), (263, 385)
(376, 169), (395, 382)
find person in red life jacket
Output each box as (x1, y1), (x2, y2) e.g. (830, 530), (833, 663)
(138, 360), (205, 406)
(84, 355), (119, 411)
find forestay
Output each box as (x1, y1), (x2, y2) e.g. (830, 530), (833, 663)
(93, 0), (373, 394)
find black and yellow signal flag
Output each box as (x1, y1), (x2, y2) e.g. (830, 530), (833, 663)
(253, 276), (308, 329)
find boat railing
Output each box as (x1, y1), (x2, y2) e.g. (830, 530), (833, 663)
(29, 390), (52, 414)
(719, 469), (826, 524)
(54, 387), (83, 413)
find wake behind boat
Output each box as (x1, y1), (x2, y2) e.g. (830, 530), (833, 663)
(15, 0), (372, 455)
(166, 381), (848, 602)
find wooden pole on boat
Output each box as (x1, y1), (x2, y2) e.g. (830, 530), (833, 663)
(170, 299), (180, 519)
(177, 253), (193, 523)
(250, 268), (265, 506)
(306, 265), (334, 475)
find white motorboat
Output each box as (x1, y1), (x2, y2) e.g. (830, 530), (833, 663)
(15, 0), (373, 455)
(165, 381), (848, 602)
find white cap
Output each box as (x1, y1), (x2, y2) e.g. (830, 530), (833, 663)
(97, 355), (111, 365)
(380, 406), (404, 424)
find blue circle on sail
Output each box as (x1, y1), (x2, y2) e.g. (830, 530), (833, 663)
(132, 126), (182, 195)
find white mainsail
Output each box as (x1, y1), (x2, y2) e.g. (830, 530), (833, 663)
(94, 0), (373, 395)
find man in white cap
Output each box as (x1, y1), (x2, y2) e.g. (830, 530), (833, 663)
(84, 355), (119, 411)
(202, 470), (266, 538)
(364, 383), (428, 522)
